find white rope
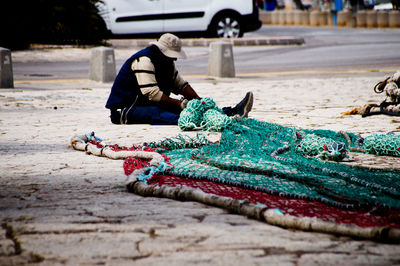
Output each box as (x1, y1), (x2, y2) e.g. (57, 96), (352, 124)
(71, 133), (163, 166)
(128, 181), (400, 242)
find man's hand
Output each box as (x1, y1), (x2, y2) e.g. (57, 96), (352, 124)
(180, 99), (189, 109)
(158, 93), (186, 113)
(157, 85), (198, 113)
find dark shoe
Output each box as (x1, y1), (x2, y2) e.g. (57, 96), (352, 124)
(110, 110), (121, 124)
(234, 92), (253, 118)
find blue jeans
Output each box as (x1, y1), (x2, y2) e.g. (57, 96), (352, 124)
(110, 106), (234, 125)
(111, 105), (180, 125)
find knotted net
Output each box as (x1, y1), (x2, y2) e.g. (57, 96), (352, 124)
(72, 98), (400, 241)
(147, 118), (400, 210)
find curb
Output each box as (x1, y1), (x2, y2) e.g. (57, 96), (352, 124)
(108, 36), (304, 48)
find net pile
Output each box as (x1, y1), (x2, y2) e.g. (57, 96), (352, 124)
(178, 97), (234, 131)
(363, 134), (400, 157)
(133, 119), (400, 240)
(144, 174), (400, 229)
(71, 107), (400, 240)
(145, 119), (400, 210)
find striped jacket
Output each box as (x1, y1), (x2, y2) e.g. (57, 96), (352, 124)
(105, 45), (187, 110)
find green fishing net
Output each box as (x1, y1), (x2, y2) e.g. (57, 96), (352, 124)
(146, 98), (400, 210)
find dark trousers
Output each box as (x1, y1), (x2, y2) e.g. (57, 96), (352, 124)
(110, 106), (234, 125)
(111, 106), (180, 125)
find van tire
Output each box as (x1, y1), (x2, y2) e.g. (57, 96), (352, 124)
(208, 12), (243, 38)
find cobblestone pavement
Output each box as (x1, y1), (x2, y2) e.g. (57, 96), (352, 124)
(1, 50), (400, 265)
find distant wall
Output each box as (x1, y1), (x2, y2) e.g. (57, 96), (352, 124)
(259, 10), (400, 28)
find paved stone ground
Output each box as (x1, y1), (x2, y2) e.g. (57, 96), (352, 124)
(1, 48), (400, 265)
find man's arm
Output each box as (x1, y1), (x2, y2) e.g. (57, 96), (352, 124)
(171, 64), (201, 100)
(158, 94), (186, 113)
(132, 57), (195, 112)
(158, 83), (200, 112)
(182, 84), (201, 100)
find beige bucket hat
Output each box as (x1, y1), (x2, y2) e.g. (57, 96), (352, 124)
(150, 33), (187, 59)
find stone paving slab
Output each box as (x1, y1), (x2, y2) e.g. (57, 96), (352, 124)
(1, 51), (400, 264)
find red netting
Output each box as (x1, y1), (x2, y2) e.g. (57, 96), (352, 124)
(89, 142), (170, 176)
(123, 157), (149, 176)
(147, 174), (400, 229)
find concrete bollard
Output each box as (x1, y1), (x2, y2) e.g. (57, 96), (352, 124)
(208, 42), (235, 78)
(356, 10), (367, 27)
(389, 11), (400, 28)
(301, 11), (310, 25)
(0, 48), (14, 88)
(89, 46), (116, 83)
(328, 12), (334, 26)
(271, 11), (279, 24)
(340, 9), (356, 27)
(259, 10), (271, 24)
(346, 14), (356, 27)
(338, 9), (356, 27)
(286, 10), (294, 25)
(366, 10), (378, 28)
(337, 10), (351, 26)
(278, 10), (287, 25)
(293, 10), (303, 25)
(377, 11), (389, 27)
(310, 10), (320, 26)
(320, 11), (329, 26)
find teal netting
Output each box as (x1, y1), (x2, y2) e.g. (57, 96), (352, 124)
(147, 118), (400, 210)
(364, 134), (400, 157)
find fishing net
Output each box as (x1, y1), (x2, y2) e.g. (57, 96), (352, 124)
(144, 174), (400, 230)
(71, 97), (400, 241)
(145, 118), (400, 210)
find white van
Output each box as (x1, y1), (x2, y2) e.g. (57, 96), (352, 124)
(97, 0), (261, 38)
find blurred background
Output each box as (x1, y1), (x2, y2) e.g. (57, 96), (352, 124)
(1, 0), (398, 50)
(0, 0), (108, 50)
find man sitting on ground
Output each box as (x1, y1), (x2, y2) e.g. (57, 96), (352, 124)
(105, 33), (253, 125)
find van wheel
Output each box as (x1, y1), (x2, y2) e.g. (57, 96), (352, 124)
(209, 12), (243, 38)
